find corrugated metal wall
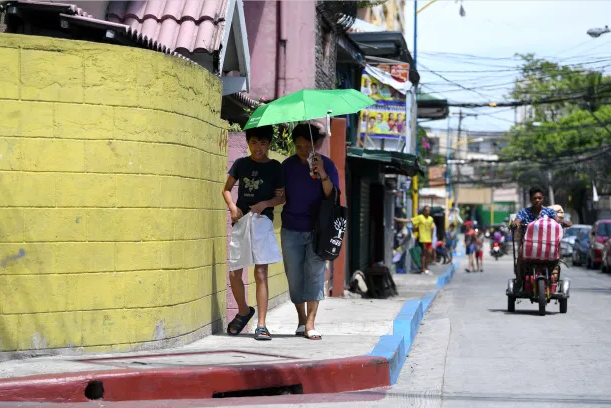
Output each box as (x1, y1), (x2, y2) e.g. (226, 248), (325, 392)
(358, 179), (371, 270)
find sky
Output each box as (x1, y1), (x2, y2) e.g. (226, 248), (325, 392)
(402, 0), (611, 132)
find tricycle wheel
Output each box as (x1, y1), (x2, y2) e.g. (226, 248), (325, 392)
(537, 279), (546, 316)
(508, 296), (515, 313)
(559, 298), (568, 314)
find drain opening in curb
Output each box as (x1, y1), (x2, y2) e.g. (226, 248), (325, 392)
(212, 384), (303, 398)
(84, 381), (104, 400)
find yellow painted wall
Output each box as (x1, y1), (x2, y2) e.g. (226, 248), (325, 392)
(0, 34), (228, 352)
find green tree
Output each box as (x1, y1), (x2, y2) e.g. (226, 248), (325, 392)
(500, 54), (611, 221)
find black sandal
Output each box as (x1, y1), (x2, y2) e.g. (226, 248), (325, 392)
(254, 326), (272, 341)
(227, 307), (255, 336)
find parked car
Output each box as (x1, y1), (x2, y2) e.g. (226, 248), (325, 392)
(586, 220), (611, 269)
(602, 238), (611, 273)
(560, 224), (591, 258)
(571, 226), (592, 267)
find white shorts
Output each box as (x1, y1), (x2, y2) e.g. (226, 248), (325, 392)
(229, 212), (283, 271)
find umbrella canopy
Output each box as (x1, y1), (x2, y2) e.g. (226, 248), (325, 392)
(243, 89), (376, 130)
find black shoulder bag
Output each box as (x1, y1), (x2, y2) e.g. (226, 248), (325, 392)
(312, 187), (348, 261)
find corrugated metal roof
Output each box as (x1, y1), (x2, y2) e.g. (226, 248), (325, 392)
(106, 1), (228, 54)
(58, 13), (198, 65)
(1, 0), (95, 18)
(2, 0), (199, 64)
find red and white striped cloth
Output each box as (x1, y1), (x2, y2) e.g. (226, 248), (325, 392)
(522, 217), (564, 260)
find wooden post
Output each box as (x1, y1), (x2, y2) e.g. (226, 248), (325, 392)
(329, 118), (347, 297)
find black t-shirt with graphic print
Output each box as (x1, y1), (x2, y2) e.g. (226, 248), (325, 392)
(228, 157), (285, 221)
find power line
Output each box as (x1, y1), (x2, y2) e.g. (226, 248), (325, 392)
(417, 57), (611, 74)
(417, 62), (495, 101)
(419, 50), (611, 63)
(426, 120), (611, 136)
(446, 92), (611, 108)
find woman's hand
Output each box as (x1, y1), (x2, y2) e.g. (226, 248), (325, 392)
(274, 188), (284, 198)
(311, 153), (327, 179)
(230, 207), (243, 223)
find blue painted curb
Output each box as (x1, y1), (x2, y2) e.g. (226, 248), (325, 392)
(367, 261), (459, 385)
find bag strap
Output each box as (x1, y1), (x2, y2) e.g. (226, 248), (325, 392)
(322, 183), (341, 205)
(333, 186), (341, 206)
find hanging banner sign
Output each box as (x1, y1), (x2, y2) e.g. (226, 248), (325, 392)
(359, 64), (409, 141)
(427, 166), (446, 187)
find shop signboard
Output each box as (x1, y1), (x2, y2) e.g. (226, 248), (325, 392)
(358, 64), (409, 143)
(427, 165), (446, 187)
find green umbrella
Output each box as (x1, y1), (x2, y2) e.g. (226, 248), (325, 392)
(243, 89), (376, 131)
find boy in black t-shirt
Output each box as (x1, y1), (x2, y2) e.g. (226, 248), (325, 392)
(222, 125), (285, 340)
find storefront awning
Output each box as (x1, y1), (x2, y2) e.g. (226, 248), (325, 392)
(347, 147), (424, 177)
(418, 92), (449, 120)
(348, 31), (419, 85)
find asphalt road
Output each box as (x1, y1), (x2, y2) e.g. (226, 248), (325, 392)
(387, 251), (611, 408)
(226, 250), (611, 408)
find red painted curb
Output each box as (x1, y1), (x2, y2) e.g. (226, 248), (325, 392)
(0, 356), (390, 403)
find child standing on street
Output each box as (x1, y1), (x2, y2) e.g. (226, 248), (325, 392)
(222, 126), (285, 340)
(464, 226), (476, 273)
(475, 229), (485, 272)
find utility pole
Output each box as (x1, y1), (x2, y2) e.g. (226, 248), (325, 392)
(454, 110), (464, 207)
(490, 166), (495, 227)
(548, 170), (555, 205)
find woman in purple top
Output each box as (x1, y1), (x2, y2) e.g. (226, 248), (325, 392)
(280, 123), (340, 340)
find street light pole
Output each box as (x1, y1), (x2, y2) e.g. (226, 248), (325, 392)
(412, 1), (419, 218)
(587, 25), (610, 38)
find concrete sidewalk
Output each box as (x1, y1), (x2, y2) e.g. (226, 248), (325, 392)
(0, 262), (456, 403)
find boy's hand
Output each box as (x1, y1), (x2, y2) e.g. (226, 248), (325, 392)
(230, 207), (243, 223)
(250, 201), (268, 216)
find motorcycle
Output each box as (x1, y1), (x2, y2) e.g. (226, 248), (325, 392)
(506, 218), (570, 316)
(491, 241), (503, 260)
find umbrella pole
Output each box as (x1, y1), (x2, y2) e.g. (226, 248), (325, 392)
(308, 123), (315, 151)
(307, 124), (317, 179)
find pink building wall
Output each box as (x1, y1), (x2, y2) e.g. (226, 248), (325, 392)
(244, 1), (317, 100)
(243, 0), (330, 156)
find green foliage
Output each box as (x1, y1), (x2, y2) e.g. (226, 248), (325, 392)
(356, 0), (388, 8)
(271, 124), (295, 157)
(416, 126), (429, 161)
(502, 54), (611, 161)
(508, 53), (611, 123)
(500, 54), (611, 215)
(228, 123), (242, 132)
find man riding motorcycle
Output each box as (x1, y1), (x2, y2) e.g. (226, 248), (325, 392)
(512, 186), (571, 289)
(490, 228), (504, 258)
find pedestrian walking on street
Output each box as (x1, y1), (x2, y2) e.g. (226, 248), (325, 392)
(410, 206), (435, 275)
(222, 126), (285, 340)
(465, 225), (477, 273)
(446, 223), (457, 255)
(278, 123), (340, 341)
